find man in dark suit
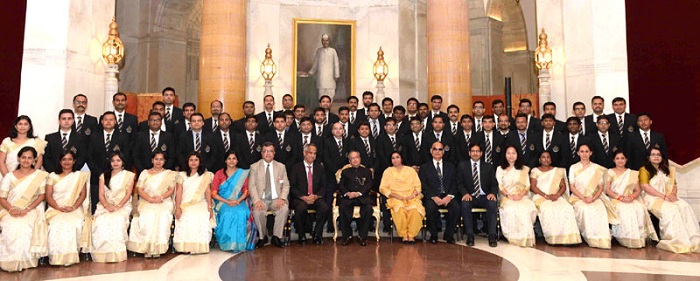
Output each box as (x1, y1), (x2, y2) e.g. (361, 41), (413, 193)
(44, 109), (87, 173)
(282, 93), (295, 112)
(491, 99), (515, 129)
(458, 143), (499, 247)
(71, 94), (98, 137)
(608, 97), (637, 141)
(418, 102), (433, 132)
(402, 117), (428, 170)
(87, 112), (130, 212)
(177, 113), (212, 170)
(349, 122), (379, 178)
(365, 103), (384, 140)
(289, 104), (306, 133)
(203, 100), (223, 134)
(514, 98), (542, 133)
(173, 102), (196, 139)
(346, 96), (362, 126)
(540, 114), (567, 168)
(446, 105), (462, 137)
(338, 151), (374, 246)
(289, 144), (328, 244)
(497, 114), (513, 138)
(427, 95), (449, 126)
(233, 115), (263, 169)
(264, 114), (300, 173)
(589, 115), (622, 168)
(572, 102), (591, 136)
(311, 107), (332, 139)
(161, 87), (183, 128)
(232, 101), (257, 134)
(392, 106), (410, 136)
(473, 115), (507, 167)
(419, 141), (460, 244)
(132, 111), (176, 173)
(322, 122), (350, 232)
(584, 96), (606, 136)
(313, 95), (339, 125)
(138, 102), (173, 133)
(625, 113), (667, 170)
(378, 97), (394, 123)
(294, 117), (323, 165)
(471, 101), (486, 134)
(405, 97), (420, 120)
(507, 113), (542, 168)
(562, 117), (592, 171)
(337, 106), (357, 138)
(356, 91), (374, 122)
(454, 114), (476, 164)
(107, 92), (138, 139)
(209, 112), (236, 173)
(255, 94), (277, 135)
(542, 102), (567, 134)
(376, 117), (402, 232)
(423, 115), (455, 163)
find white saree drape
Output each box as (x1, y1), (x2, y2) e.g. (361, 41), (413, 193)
(607, 169), (657, 248)
(530, 167), (581, 245)
(173, 171), (214, 254)
(496, 166), (537, 247)
(568, 162), (613, 249)
(45, 171), (90, 265)
(91, 170), (134, 262)
(127, 170), (176, 257)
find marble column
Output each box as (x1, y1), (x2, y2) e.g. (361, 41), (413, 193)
(427, 0), (471, 113)
(199, 0), (246, 119)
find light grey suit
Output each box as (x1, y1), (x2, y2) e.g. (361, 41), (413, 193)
(249, 159), (291, 239)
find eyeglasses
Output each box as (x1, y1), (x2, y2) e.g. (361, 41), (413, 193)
(73, 101), (87, 105)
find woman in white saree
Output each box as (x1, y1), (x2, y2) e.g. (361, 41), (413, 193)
(604, 151), (658, 248)
(0, 147), (48, 272)
(127, 152), (177, 258)
(173, 152), (214, 254)
(0, 116), (46, 182)
(530, 151), (581, 245)
(45, 151), (89, 266)
(568, 144), (614, 249)
(496, 145), (537, 247)
(91, 152), (134, 262)
(640, 148), (700, 253)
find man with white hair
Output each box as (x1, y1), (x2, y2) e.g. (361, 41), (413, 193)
(307, 33), (340, 100)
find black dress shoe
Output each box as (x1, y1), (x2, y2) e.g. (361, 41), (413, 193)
(466, 235), (475, 246)
(342, 237), (354, 246)
(255, 236), (268, 248)
(429, 236), (438, 244)
(313, 236), (323, 245)
(326, 226), (335, 233)
(298, 234), (307, 245)
(445, 238), (455, 244)
(382, 226), (391, 233)
(359, 238), (367, 246)
(489, 239), (497, 247)
(271, 236), (285, 248)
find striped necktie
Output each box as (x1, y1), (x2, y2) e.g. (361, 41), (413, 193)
(436, 162), (444, 194)
(520, 133), (527, 155)
(303, 135), (309, 148)
(249, 133), (255, 154)
(105, 133), (111, 152)
(61, 133), (68, 151)
(618, 115), (624, 136)
(165, 107), (171, 122)
(76, 117), (83, 133)
(602, 133), (609, 154)
(277, 133), (283, 150)
(372, 121), (379, 138)
(545, 133), (551, 150)
(150, 133), (157, 152)
(485, 135), (492, 164)
(472, 162), (482, 198)
(415, 135), (421, 151)
(390, 136), (396, 150)
(644, 132), (650, 151)
(570, 136), (576, 158)
(223, 133), (230, 151)
(195, 133), (201, 151)
(364, 138), (371, 157)
(117, 114), (123, 132)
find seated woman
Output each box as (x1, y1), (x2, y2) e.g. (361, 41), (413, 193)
(91, 152), (134, 263)
(127, 152), (177, 258)
(496, 145), (537, 247)
(212, 151), (256, 252)
(640, 148), (700, 253)
(45, 151), (89, 266)
(0, 116), (47, 182)
(0, 147), (49, 272)
(569, 144), (614, 249)
(605, 151), (658, 248)
(379, 152), (424, 244)
(530, 151), (581, 245)
(173, 152), (215, 254)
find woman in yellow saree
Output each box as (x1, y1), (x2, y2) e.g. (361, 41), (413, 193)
(568, 144), (613, 249)
(604, 151), (658, 248)
(640, 148), (700, 253)
(174, 152), (214, 254)
(0, 116), (47, 182)
(0, 147), (48, 272)
(127, 152), (177, 258)
(379, 152), (424, 244)
(530, 151), (581, 245)
(45, 151), (89, 266)
(91, 152), (134, 263)
(496, 145), (537, 247)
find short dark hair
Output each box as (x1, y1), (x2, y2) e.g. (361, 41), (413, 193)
(294, 104), (305, 111)
(261, 141), (275, 150)
(382, 97), (393, 105)
(482, 115), (495, 122)
(182, 102), (196, 111)
(73, 94), (87, 102)
(407, 97), (419, 105)
(161, 87), (175, 95)
(418, 103), (429, 109)
(264, 94), (275, 101)
(492, 99), (504, 107)
(362, 91), (374, 99)
(211, 100), (223, 107)
(101, 111), (117, 121)
(540, 113), (555, 121)
(385, 117), (396, 125)
(573, 101), (585, 109)
(468, 142), (482, 152)
(300, 116), (313, 125)
(112, 92), (127, 101)
(566, 116), (581, 124)
(393, 105), (406, 114)
(313, 107), (325, 115)
(591, 96), (604, 102)
(243, 101), (255, 108)
(447, 105), (460, 112)
(357, 121), (370, 130)
(283, 93), (293, 99)
(283, 109), (294, 117)
(472, 101), (484, 107)
(637, 112), (652, 120)
(319, 95), (332, 103)
(152, 101), (166, 109)
(432, 115), (445, 123)
(460, 114), (474, 122)
(368, 103), (380, 111)
(148, 111), (163, 120)
(273, 114), (286, 122)
(347, 96), (359, 103)
(596, 115), (609, 122)
(245, 115), (258, 122)
(58, 109), (74, 119)
(338, 106), (350, 114)
(543, 101), (556, 109)
(519, 99), (532, 106)
(185, 152), (206, 176)
(514, 113), (528, 121)
(190, 112), (204, 122)
(430, 95), (442, 102)
(612, 97), (626, 104)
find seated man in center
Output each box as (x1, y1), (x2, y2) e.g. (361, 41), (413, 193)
(338, 151), (374, 246)
(249, 142), (290, 248)
(289, 144), (328, 245)
(419, 141), (460, 244)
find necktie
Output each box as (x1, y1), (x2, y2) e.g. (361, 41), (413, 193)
(105, 133), (111, 152)
(268, 114), (272, 127)
(264, 163), (272, 200)
(151, 133), (157, 152)
(436, 162), (444, 194)
(465, 133), (471, 145)
(390, 136), (396, 150)
(602, 134), (609, 154)
(165, 107), (171, 122)
(570, 136), (576, 158)
(579, 122), (584, 135)
(472, 162), (482, 198)
(372, 121), (378, 138)
(61, 133), (68, 151)
(277, 133), (283, 149)
(520, 133), (527, 155)
(415, 135), (421, 151)
(303, 135), (309, 148)
(618, 115), (624, 136)
(249, 133), (255, 154)
(317, 125), (322, 136)
(223, 133), (230, 151)
(195, 133), (201, 151)
(337, 140), (343, 155)
(117, 114), (123, 132)
(350, 112), (355, 124)
(342, 123), (348, 138)
(436, 132), (441, 142)
(485, 135), (492, 164)
(213, 119), (218, 131)
(364, 138), (371, 157)
(644, 132), (650, 150)
(76, 117), (83, 133)
(452, 123), (457, 135)
(307, 165), (314, 195)
(186, 121), (190, 131)
(477, 120), (482, 132)
(545, 133), (551, 150)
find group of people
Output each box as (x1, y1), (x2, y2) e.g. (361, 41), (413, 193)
(0, 88), (698, 273)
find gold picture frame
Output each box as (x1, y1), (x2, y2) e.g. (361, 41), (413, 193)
(292, 18), (356, 107)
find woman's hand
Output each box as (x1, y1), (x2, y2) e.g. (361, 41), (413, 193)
(174, 208), (182, 219)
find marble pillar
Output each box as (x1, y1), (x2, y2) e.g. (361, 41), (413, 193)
(19, 0), (116, 137)
(469, 16), (503, 96)
(199, 0), (246, 119)
(427, 0), (471, 113)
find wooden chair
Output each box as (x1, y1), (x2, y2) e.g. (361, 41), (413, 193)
(285, 208), (317, 245)
(331, 164), (381, 242)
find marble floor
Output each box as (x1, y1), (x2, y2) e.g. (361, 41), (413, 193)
(2, 237), (700, 281)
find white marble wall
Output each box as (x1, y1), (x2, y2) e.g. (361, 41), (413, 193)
(19, 0), (116, 137)
(672, 160), (700, 221)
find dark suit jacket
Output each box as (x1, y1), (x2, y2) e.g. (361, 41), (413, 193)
(423, 130), (455, 163)
(625, 130), (667, 170)
(589, 131), (622, 168)
(506, 130), (542, 168)
(338, 166), (373, 205)
(255, 111), (277, 135)
(457, 160), (498, 196)
(340, 122), (358, 139)
(366, 118), (385, 140)
(454, 130), (477, 164)
(173, 119), (191, 140)
(376, 134), (404, 171)
(583, 115), (603, 136)
(608, 113), (638, 140)
(293, 133), (323, 164)
(164, 106), (184, 127)
(72, 114), (98, 137)
(208, 129), (237, 173)
(132, 130), (176, 173)
(554, 119), (567, 135)
(233, 131), (264, 169)
(541, 130), (567, 168)
(349, 110), (364, 125)
(87, 130), (130, 183)
(349, 136), (379, 171)
(401, 133), (429, 167)
(43, 131), (87, 173)
(323, 137), (350, 179)
(100, 112), (138, 139)
(289, 162), (326, 200)
(508, 116), (542, 133)
(419, 160), (458, 198)
(265, 130), (301, 173)
(395, 119), (411, 136)
(427, 111), (449, 125)
(562, 134), (592, 169)
(473, 131), (508, 167)
(203, 117), (221, 134)
(138, 121), (174, 134)
(178, 130), (213, 169)
(231, 117), (247, 135)
(311, 123), (332, 139)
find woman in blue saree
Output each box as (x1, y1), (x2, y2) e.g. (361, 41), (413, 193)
(211, 151), (256, 252)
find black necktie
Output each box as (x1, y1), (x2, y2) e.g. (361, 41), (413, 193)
(436, 162), (444, 194)
(151, 133), (157, 152)
(195, 133), (201, 151)
(61, 133), (68, 151)
(223, 133), (230, 151)
(105, 133), (111, 152)
(472, 162), (482, 197)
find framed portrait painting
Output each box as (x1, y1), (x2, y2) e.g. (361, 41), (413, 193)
(293, 18), (355, 108)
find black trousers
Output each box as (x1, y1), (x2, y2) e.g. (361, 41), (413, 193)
(324, 179), (339, 228)
(292, 198), (329, 238)
(461, 195), (498, 239)
(424, 195), (460, 239)
(339, 198), (373, 240)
